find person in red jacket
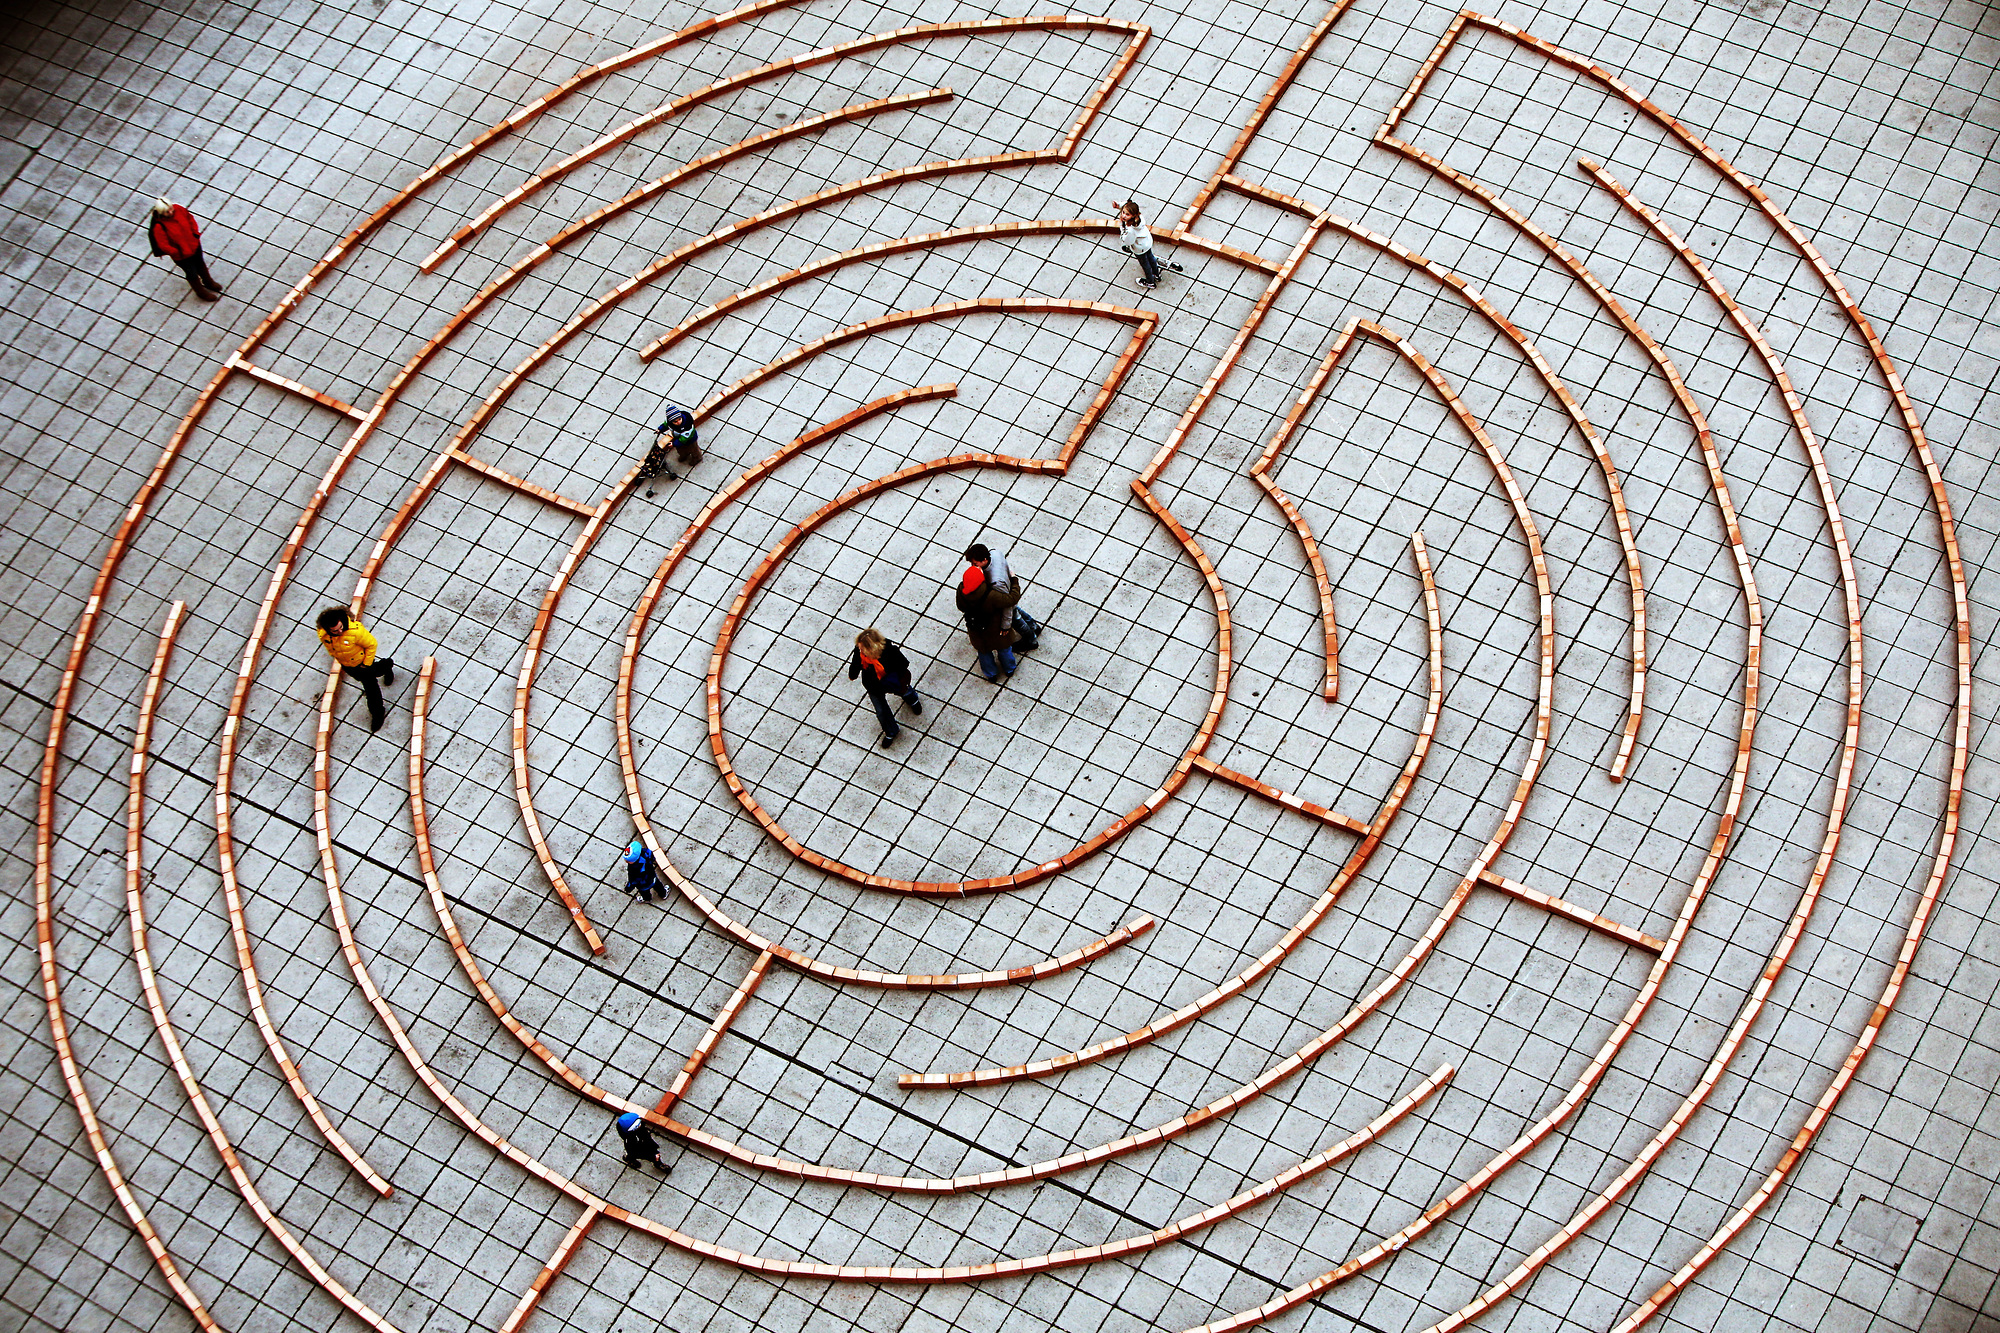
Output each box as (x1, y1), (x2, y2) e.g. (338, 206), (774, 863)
(147, 197), (223, 301)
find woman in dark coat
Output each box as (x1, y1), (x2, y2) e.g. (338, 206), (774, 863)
(848, 628), (922, 747)
(955, 565), (1020, 682)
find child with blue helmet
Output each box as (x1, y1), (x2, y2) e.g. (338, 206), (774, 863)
(614, 1111), (669, 1171)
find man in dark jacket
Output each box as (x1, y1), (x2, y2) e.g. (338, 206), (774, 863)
(955, 563), (1020, 682)
(148, 198), (223, 301)
(848, 628), (922, 746)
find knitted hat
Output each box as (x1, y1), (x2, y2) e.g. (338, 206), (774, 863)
(151, 196), (176, 215)
(616, 1111), (641, 1132)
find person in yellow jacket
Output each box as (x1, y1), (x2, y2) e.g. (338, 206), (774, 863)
(316, 606), (396, 731)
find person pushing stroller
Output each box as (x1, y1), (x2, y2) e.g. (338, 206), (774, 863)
(637, 404), (703, 495)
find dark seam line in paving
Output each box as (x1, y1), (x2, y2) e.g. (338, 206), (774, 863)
(9, 673), (1388, 1323)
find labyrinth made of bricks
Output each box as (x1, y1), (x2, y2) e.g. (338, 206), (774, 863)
(4, 0), (1998, 1330)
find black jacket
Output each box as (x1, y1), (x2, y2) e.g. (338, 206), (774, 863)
(955, 576), (1020, 651)
(848, 643), (913, 695)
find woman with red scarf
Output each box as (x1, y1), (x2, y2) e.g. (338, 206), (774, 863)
(847, 628), (922, 748)
(147, 197), (224, 301)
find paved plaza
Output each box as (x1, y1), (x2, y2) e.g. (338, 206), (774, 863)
(2, 0), (1998, 1328)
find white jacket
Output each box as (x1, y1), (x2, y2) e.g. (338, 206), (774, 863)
(1118, 220), (1153, 254)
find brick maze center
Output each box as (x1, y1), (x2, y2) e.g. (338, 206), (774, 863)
(6, 0), (1998, 1330)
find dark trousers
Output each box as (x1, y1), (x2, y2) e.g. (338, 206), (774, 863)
(626, 863), (663, 902)
(342, 660), (392, 722)
(619, 1127), (660, 1166)
(870, 686), (921, 738)
(174, 250), (221, 295)
(1135, 247), (1161, 284)
(1012, 606), (1040, 648)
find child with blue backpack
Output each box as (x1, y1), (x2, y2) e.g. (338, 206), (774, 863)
(622, 838), (666, 903)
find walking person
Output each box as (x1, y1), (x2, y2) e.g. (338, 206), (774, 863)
(848, 628), (922, 748)
(964, 543), (1039, 651)
(956, 561), (1021, 683)
(614, 1111), (671, 1173)
(1115, 200), (1182, 290)
(315, 607), (395, 733)
(637, 404), (702, 495)
(147, 197), (224, 301)
(622, 838), (666, 903)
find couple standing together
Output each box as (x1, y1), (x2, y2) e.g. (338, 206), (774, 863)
(847, 542), (1042, 747)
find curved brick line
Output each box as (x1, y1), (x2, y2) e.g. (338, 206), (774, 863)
(1225, 171), (1648, 782)
(1134, 195), (1341, 708)
(348, 437), (606, 957)
(69, 360), (397, 1198)
(696, 304), (1154, 895)
(1192, 334), (1710, 1333)
(425, 336), (1518, 1201)
(639, 219), (1271, 361)
(1403, 160), (1871, 1333)
(506, 304), (1144, 939)
(709, 452), (1124, 897)
(1377, 67), (1780, 1316)
(351, 265), (1134, 960)
(1177, 0), (1363, 231)
(691, 297), (1153, 425)
(1247, 313), (1367, 703)
(610, 1062), (1451, 1275)
(898, 317), (1553, 1136)
(422, 660), (1460, 1232)
(423, 85), (954, 273)
(234, 0), (818, 358)
(1143, 324), (1555, 1319)
(197, 380), (411, 1195)
(1249, 469), (1339, 703)
(421, 17), (1147, 272)
(391, 219), (1164, 949)
(617, 383), (1155, 985)
(217, 26), (829, 1114)
(127, 604), (405, 1332)
(34, 379), (230, 1331)
(509, 493), (628, 954)
(1524, 20), (1968, 1323)
(903, 527), (1443, 1089)
(628, 300), (1160, 896)
(343, 107), (1024, 617)
(338, 99), (1004, 607)
(413, 659), (1182, 1198)
(1184, 109), (1779, 1333)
